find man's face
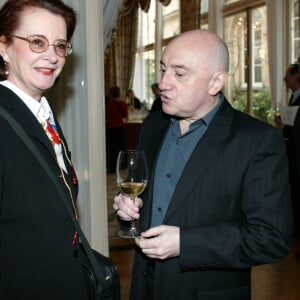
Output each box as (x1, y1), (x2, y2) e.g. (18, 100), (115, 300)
(158, 38), (213, 121)
(284, 65), (299, 91)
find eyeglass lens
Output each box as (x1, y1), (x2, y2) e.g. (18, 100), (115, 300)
(28, 35), (72, 57)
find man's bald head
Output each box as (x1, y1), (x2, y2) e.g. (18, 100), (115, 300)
(166, 29), (229, 75)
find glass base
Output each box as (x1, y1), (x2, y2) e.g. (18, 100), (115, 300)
(117, 228), (141, 239)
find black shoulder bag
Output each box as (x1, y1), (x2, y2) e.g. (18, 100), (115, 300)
(0, 106), (120, 300)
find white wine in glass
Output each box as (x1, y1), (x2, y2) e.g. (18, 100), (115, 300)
(116, 150), (148, 238)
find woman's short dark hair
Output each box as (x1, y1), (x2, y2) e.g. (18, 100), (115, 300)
(0, 0), (77, 80)
(109, 86), (121, 98)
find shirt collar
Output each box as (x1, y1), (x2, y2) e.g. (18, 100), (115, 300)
(171, 93), (224, 130)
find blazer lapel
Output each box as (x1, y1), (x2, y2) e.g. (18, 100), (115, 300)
(163, 100), (234, 223)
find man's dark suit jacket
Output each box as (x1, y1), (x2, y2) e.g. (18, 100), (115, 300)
(285, 94), (300, 235)
(0, 85), (89, 299)
(292, 98), (300, 178)
(282, 94), (300, 140)
(130, 98), (292, 300)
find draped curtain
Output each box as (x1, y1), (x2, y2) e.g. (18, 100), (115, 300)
(139, 0), (171, 12)
(103, 0), (124, 49)
(180, 0), (201, 32)
(106, 0), (172, 97)
(109, 1), (139, 98)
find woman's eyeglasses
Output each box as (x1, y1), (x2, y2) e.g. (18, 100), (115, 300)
(8, 34), (72, 57)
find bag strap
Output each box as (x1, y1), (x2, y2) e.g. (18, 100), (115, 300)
(0, 106), (108, 293)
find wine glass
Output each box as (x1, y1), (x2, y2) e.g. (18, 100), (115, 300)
(116, 150), (148, 238)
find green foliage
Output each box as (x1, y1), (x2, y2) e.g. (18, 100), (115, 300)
(231, 92), (247, 113)
(231, 89), (274, 125)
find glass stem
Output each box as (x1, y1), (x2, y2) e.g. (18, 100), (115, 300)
(130, 196), (137, 231)
(130, 220), (137, 232)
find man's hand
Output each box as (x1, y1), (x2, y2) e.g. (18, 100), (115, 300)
(135, 225), (180, 260)
(113, 193), (143, 221)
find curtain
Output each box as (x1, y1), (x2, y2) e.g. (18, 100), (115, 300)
(106, 0), (173, 97)
(103, 0), (124, 49)
(109, 3), (139, 98)
(139, 0), (171, 12)
(180, 0), (201, 32)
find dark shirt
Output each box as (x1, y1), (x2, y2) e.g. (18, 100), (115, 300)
(151, 96), (224, 226)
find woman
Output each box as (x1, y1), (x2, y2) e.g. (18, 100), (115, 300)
(0, 1), (91, 299)
(126, 89), (141, 110)
(105, 86), (128, 173)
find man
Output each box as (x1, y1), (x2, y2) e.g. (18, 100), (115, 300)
(105, 86), (128, 173)
(276, 64), (300, 250)
(126, 89), (141, 110)
(150, 82), (162, 112)
(283, 63), (300, 106)
(114, 29), (292, 300)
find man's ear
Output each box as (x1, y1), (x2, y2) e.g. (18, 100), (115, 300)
(208, 71), (228, 96)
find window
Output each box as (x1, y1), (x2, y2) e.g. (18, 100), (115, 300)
(252, 9), (264, 86)
(200, 0), (208, 28)
(133, 1), (156, 108)
(133, 0), (180, 108)
(162, 0), (180, 39)
(291, 0), (300, 62)
(223, 4), (272, 124)
(141, 2), (155, 46)
(201, 0), (209, 13)
(224, 0), (240, 3)
(224, 13), (247, 89)
(132, 0), (295, 125)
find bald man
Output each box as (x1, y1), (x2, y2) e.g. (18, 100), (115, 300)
(114, 29), (292, 300)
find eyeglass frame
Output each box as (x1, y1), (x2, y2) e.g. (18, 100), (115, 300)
(7, 34), (73, 57)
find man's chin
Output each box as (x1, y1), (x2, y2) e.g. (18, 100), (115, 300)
(162, 103), (172, 114)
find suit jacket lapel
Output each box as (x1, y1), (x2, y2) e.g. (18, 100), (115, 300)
(163, 100), (234, 223)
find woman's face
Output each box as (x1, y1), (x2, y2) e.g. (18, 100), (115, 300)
(0, 7), (68, 101)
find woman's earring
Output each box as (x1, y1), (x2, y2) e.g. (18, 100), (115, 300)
(4, 61), (9, 76)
